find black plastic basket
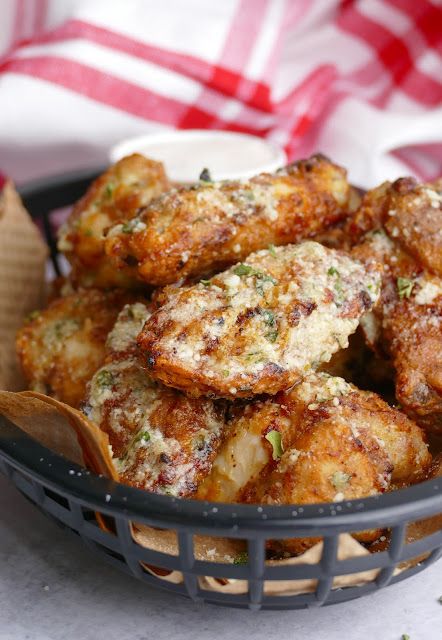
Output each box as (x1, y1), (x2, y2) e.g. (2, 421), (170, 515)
(0, 169), (441, 611)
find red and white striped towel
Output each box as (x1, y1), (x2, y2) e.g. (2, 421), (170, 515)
(0, 0), (441, 188)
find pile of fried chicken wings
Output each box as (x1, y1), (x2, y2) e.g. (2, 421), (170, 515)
(17, 152), (441, 555)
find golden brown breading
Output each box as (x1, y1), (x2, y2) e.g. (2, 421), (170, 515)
(348, 177), (442, 275)
(351, 177), (442, 435)
(382, 287), (442, 435)
(384, 180), (442, 276)
(58, 154), (169, 288)
(199, 373), (430, 554)
(16, 289), (136, 408)
(83, 302), (226, 497)
(104, 154), (352, 286)
(138, 242), (380, 399)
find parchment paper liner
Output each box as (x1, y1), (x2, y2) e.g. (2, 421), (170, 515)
(0, 181), (47, 391)
(0, 182), (440, 598)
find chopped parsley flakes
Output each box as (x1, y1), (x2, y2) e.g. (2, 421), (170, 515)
(265, 329), (278, 343)
(265, 430), (284, 460)
(233, 551), (248, 565)
(121, 222), (133, 234)
(268, 243), (277, 257)
(261, 309), (275, 326)
(397, 277), (414, 299)
(96, 369), (114, 388)
(104, 182), (114, 198)
(200, 279), (212, 287)
(199, 167), (212, 182)
(234, 264), (255, 277)
(26, 309), (41, 322)
(133, 429), (151, 445)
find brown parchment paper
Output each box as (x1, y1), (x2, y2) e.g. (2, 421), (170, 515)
(0, 181), (439, 598)
(0, 181), (48, 391)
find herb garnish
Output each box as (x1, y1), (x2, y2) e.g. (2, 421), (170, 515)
(265, 430), (284, 460)
(328, 267), (340, 276)
(96, 369), (114, 388)
(233, 551), (249, 565)
(233, 264), (277, 295)
(26, 309), (41, 322)
(262, 309), (275, 326)
(133, 429), (151, 445)
(200, 279), (212, 287)
(199, 168), (212, 182)
(397, 277), (414, 299)
(121, 222), (133, 234)
(234, 264), (255, 277)
(268, 244), (277, 257)
(104, 183), (114, 198)
(265, 330), (278, 343)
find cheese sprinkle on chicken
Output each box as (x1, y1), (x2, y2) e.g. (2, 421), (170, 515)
(138, 242), (381, 398)
(104, 154), (352, 286)
(83, 303), (226, 497)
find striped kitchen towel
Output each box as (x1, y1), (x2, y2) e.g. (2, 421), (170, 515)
(0, 0), (441, 187)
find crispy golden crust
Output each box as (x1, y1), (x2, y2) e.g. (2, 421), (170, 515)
(384, 180), (442, 277)
(83, 303), (226, 497)
(138, 242), (380, 399)
(16, 289), (136, 408)
(104, 154), (352, 286)
(58, 154), (169, 288)
(352, 178), (442, 435)
(383, 297), (442, 435)
(198, 373), (430, 554)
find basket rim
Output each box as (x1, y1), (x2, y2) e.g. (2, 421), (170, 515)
(1, 415), (440, 533)
(1, 168), (440, 535)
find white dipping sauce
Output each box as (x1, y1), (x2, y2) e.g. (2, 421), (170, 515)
(110, 130), (286, 182)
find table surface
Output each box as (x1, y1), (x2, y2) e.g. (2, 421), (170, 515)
(1, 474), (441, 640)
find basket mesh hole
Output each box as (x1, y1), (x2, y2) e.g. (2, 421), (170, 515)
(93, 510), (117, 534)
(43, 486), (70, 510)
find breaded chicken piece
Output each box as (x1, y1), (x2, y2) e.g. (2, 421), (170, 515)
(83, 303), (226, 497)
(352, 177), (442, 435)
(104, 154), (352, 286)
(16, 289), (135, 408)
(58, 154), (169, 288)
(138, 242), (380, 399)
(198, 373), (431, 554)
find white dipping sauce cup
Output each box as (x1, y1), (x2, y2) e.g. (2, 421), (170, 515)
(110, 130), (286, 182)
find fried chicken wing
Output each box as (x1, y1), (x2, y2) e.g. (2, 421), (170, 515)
(138, 242), (380, 399)
(198, 373), (431, 554)
(58, 154), (169, 288)
(16, 289), (135, 407)
(83, 303), (226, 497)
(104, 154), (352, 286)
(352, 177), (442, 434)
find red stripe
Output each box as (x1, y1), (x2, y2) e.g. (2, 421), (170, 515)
(18, 18), (273, 114)
(179, 0), (270, 130)
(0, 55), (269, 136)
(12, 0), (25, 45)
(393, 142), (442, 181)
(386, 0), (442, 53)
(337, 3), (442, 106)
(33, 0), (47, 34)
